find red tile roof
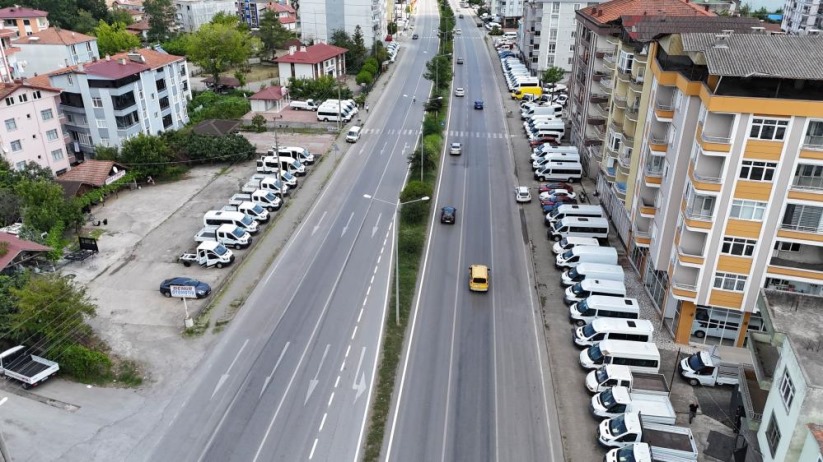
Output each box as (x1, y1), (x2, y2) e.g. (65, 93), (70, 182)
(0, 232), (51, 272)
(127, 20), (150, 31)
(279, 16), (296, 25)
(0, 6), (48, 19)
(269, 2), (296, 14)
(0, 80), (60, 100)
(250, 86), (285, 100)
(276, 43), (347, 64)
(809, 424), (823, 454)
(580, 0), (713, 25)
(83, 48), (184, 79)
(57, 160), (125, 187)
(15, 27), (95, 45)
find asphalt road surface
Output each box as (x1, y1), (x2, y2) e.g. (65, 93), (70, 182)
(383, 5), (565, 462)
(146, 2), (443, 461)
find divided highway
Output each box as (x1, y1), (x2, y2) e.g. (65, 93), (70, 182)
(145, 1), (446, 460)
(383, 5), (564, 462)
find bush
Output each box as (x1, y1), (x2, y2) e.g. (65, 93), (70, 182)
(187, 91), (251, 124)
(489, 26), (503, 36)
(356, 70), (374, 86)
(399, 180), (433, 225)
(59, 345), (112, 383)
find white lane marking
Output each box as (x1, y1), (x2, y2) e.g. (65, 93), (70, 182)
(309, 438), (319, 460)
(305, 344), (331, 405)
(358, 308), (364, 323)
(352, 347), (367, 402)
(372, 212), (382, 238)
(260, 342), (290, 398)
(351, 326), (358, 340)
(211, 339), (249, 399)
(345, 345), (351, 358)
(328, 392), (335, 407)
(319, 413), (327, 432)
(341, 212), (354, 237)
(335, 376), (341, 388)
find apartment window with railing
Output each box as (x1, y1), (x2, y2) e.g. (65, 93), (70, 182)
(749, 118), (788, 141)
(617, 51), (634, 73)
(721, 237), (756, 256)
(782, 204), (823, 233)
(111, 92), (136, 110)
(714, 272), (747, 291)
(685, 184), (716, 219)
(731, 199), (767, 221)
(793, 164), (823, 190)
(805, 120), (823, 148)
(775, 241), (800, 252)
(739, 160), (776, 181)
(116, 111), (140, 129)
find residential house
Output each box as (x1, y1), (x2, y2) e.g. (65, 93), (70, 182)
(173, 0), (236, 33)
(14, 28), (99, 78)
(781, 0), (822, 35)
(112, 0), (145, 22)
(29, 48), (191, 159)
(0, 232), (51, 275)
(276, 43), (347, 82)
(298, 0), (387, 46)
(249, 85), (286, 112)
(0, 79), (71, 174)
(268, 2), (297, 31)
(0, 6), (48, 38)
(126, 20), (150, 40)
(56, 159), (128, 197)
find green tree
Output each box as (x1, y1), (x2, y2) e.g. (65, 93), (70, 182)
(424, 55), (452, 91)
(0, 188), (21, 226)
(350, 25), (368, 73)
(186, 91), (251, 124)
(0, 0), (110, 32)
(187, 22), (257, 93)
(144, 0), (176, 42)
(371, 41), (388, 64)
(110, 9), (134, 26)
(119, 133), (174, 178)
(541, 66), (565, 98)
(73, 9), (100, 34)
(399, 180), (432, 225)
(13, 178), (68, 235)
(161, 34), (192, 56)
(95, 21), (141, 56)
(258, 10), (295, 59)
(210, 11), (239, 27)
(356, 70), (373, 86)
(330, 29), (356, 73)
(0, 271), (28, 340)
(387, 22), (398, 35)
(251, 114), (267, 132)
(93, 145), (119, 161)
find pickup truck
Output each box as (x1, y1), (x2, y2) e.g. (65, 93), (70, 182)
(680, 345), (753, 387)
(605, 442), (695, 462)
(590, 386), (676, 425)
(585, 365), (670, 395)
(194, 224), (252, 249)
(179, 241), (235, 268)
(598, 412), (698, 461)
(230, 191), (281, 211)
(242, 175), (289, 196)
(0, 345), (59, 388)
(289, 99), (319, 111)
(222, 202), (269, 223)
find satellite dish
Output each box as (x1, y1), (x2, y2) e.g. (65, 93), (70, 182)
(112, 166), (119, 173)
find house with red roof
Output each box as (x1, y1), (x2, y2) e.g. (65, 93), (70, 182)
(249, 85), (287, 112)
(14, 28), (100, 77)
(267, 2), (297, 31)
(0, 6), (48, 38)
(276, 43), (348, 82)
(0, 232), (52, 275)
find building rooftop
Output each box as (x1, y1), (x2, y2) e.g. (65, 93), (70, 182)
(250, 86), (285, 101)
(619, 16), (762, 42)
(56, 160), (125, 187)
(268, 2), (295, 14)
(763, 290), (823, 387)
(14, 27), (95, 45)
(0, 6), (48, 19)
(276, 43), (348, 64)
(80, 48), (184, 79)
(579, 0), (713, 26)
(808, 424), (823, 455)
(279, 16), (296, 25)
(681, 33), (823, 80)
(0, 233), (51, 273)
(126, 20), (149, 32)
(0, 80), (59, 100)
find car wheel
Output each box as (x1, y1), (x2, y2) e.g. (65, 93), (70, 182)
(689, 378), (700, 387)
(575, 320), (585, 327)
(216, 262), (224, 269)
(183, 261), (191, 267)
(234, 244), (242, 250)
(694, 330), (706, 339)
(553, 235), (561, 242)
(163, 290), (171, 298)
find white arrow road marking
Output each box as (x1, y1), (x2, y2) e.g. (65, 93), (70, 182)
(260, 342), (290, 398)
(341, 212), (354, 237)
(211, 339), (249, 399)
(372, 213), (382, 238)
(379, 141), (388, 156)
(312, 211), (327, 236)
(306, 344), (330, 405)
(358, 148), (365, 156)
(353, 347), (367, 402)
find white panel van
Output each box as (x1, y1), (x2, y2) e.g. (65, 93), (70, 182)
(552, 237), (600, 254)
(569, 296), (640, 326)
(204, 210), (259, 234)
(534, 162), (583, 182)
(579, 340), (661, 374)
(532, 152), (581, 170)
(564, 279), (627, 304)
(573, 319), (655, 347)
(545, 204), (605, 225)
(549, 216), (610, 241)
(532, 144), (579, 159)
(555, 245), (617, 268)
(561, 263), (625, 286)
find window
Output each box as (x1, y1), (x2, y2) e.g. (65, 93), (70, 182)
(739, 160), (776, 181)
(617, 51), (634, 73)
(10, 140), (22, 151)
(765, 413), (781, 457)
(721, 237), (756, 256)
(4, 97), (13, 106)
(41, 109), (53, 121)
(32, 90), (41, 99)
(4, 118), (16, 130)
(46, 129), (59, 141)
(96, 118), (107, 128)
(92, 97), (103, 108)
(793, 164), (823, 190)
(750, 118), (788, 141)
(730, 199), (767, 220)
(805, 120), (823, 147)
(50, 148), (64, 161)
(14, 161), (25, 170)
(67, 75), (73, 85)
(713, 272), (747, 292)
(17, 94), (27, 103)
(775, 241), (800, 252)
(782, 204), (823, 233)
(779, 369), (795, 410)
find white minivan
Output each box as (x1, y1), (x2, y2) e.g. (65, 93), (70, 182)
(573, 319), (654, 347)
(346, 126), (362, 143)
(552, 236), (600, 254)
(564, 279), (627, 304)
(569, 296), (640, 326)
(534, 162), (583, 182)
(561, 262), (625, 286)
(545, 204), (605, 226)
(555, 245), (617, 268)
(579, 340), (661, 374)
(204, 210), (259, 234)
(549, 216), (610, 241)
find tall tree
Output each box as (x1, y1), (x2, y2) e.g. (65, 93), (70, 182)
(95, 21), (141, 56)
(350, 25), (368, 73)
(187, 22), (258, 93)
(0, 0), (110, 32)
(118, 133), (175, 178)
(258, 10), (295, 59)
(144, 0), (176, 42)
(330, 29), (355, 73)
(110, 9), (135, 26)
(13, 178), (69, 234)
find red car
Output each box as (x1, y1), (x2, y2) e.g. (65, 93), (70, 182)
(539, 195), (577, 207)
(538, 182), (574, 194)
(529, 137), (560, 148)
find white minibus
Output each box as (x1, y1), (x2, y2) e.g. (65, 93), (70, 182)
(204, 210), (259, 234)
(564, 279), (627, 304)
(546, 204), (605, 224)
(552, 236), (600, 254)
(549, 216), (610, 241)
(555, 245), (617, 268)
(534, 162), (583, 182)
(569, 296), (640, 327)
(573, 319), (655, 347)
(579, 340), (661, 374)
(561, 263), (624, 286)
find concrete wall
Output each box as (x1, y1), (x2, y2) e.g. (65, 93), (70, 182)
(17, 40), (99, 77)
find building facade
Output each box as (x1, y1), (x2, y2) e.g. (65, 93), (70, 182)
(14, 28), (99, 78)
(0, 6), (48, 38)
(174, 0), (236, 32)
(490, 0), (524, 28)
(269, 2), (297, 31)
(0, 80), (71, 174)
(276, 43), (347, 81)
(30, 48), (191, 158)
(781, 0), (823, 35)
(298, 0), (386, 46)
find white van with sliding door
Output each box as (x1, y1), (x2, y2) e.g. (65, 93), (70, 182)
(579, 339), (661, 374)
(532, 152), (581, 170)
(573, 319), (654, 347)
(564, 279), (626, 304)
(552, 236), (600, 254)
(534, 162), (583, 182)
(549, 216), (610, 241)
(569, 296), (640, 326)
(532, 144), (579, 159)
(545, 204), (605, 225)
(561, 263), (624, 286)
(555, 245), (617, 268)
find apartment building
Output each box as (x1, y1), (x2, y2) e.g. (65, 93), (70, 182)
(276, 43), (347, 80)
(735, 290), (823, 462)
(0, 6), (48, 38)
(29, 48), (191, 159)
(174, 0), (236, 32)
(781, 0), (822, 35)
(297, 0), (386, 45)
(14, 28), (99, 77)
(490, 0), (524, 28)
(625, 32), (823, 348)
(0, 30), (20, 82)
(268, 2), (297, 31)
(0, 80), (71, 174)
(519, 0), (608, 75)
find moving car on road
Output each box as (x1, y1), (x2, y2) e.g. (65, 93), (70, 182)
(468, 264), (490, 292)
(474, 100), (484, 110)
(455, 87), (465, 97)
(440, 206), (457, 224)
(515, 186), (532, 203)
(412, 33), (419, 39)
(450, 142), (462, 155)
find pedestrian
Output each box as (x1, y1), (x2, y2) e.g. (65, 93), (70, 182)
(365, 104), (369, 113)
(688, 402), (699, 424)
(147, 175), (155, 185)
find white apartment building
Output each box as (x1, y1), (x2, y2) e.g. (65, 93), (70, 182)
(174, 0), (236, 32)
(299, 0), (386, 45)
(781, 0), (823, 35)
(29, 48), (191, 159)
(14, 28), (99, 78)
(490, 0), (524, 28)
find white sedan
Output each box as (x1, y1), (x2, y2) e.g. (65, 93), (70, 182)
(455, 87), (465, 97)
(538, 189), (576, 200)
(515, 186), (532, 203)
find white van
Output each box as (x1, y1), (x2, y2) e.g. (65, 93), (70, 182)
(569, 296), (640, 326)
(561, 263), (625, 286)
(549, 216), (610, 241)
(528, 126), (565, 141)
(324, 99), (358, 115)
(546, 204), (605, 224)
(503, 31), (517, 39)
(573, 319), (655, 347)
(579, 340), (661, 374)
(534, 162), (583, 182)
(552, 237), (600, 254)
(204, 210), (259, 234)
(564, 279), (627, 304)
(532, 144), (579, 159)
(555, 245), (617, 268)
(533, 152), (583, 170)
(276, 146), (315, 165)
(521, 105), (563, 119)
(316, 106), (353, 122)
(346, 126), (362, 143)
(691, 307), (766, 340)
(524, 114), (560, 127)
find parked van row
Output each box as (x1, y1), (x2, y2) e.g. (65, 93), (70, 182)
(316, 99), (359, 123)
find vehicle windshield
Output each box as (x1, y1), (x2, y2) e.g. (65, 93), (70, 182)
(613, 446), (637, 462)
(568, 267), (580, 279)
(687, 353), (708, 371)
(587, 345), (604, 362)
(599, 388), (617, 409)
(594, 367), (609, 384)
(213, 245), (228, 256)
(554, 221), (565, 232)
(282, 171), (295, 181)
(291, 160), (301, 169)
(241, 215), (254, 226)
(264, 192), (276, 202)
(231, 227), (245, 238)
(572, 283), (586, 295)
(251, 204), (264, 214)
(608, 415), (628, 436)
(558, 238), (568, 246)
(582, 323), (597, 337)
(561, 249), (573, 259)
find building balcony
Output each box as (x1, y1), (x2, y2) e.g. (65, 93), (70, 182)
(644, 159), (663, 179)
(590, 92), (610, 104)
(613, 182), (627, 200)
(594, 48), (612, 60)
(598, 76), (614, 91)
(603, 53), (616, 70)
(612, 95), (627, 109)
(769, 243), (823, 281)
(654, 101), (674, 122)
(617, 151), (632, 169)
(602, 164), (616, 180)
(625, 105), (640, 122)
(671, 264), (699, 300)
(788, 169), (823, 201)
(778, 206), (823, 243)
(696, 122), (732, 155)
(681, 199), (714, 231)
(587, 113), (607, 126)
(689, 160), (722, 193)
(648, 133), (668, 155)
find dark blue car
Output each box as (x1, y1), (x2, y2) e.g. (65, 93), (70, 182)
(474, 100), (484, 110)
(160, 277), (211, 299)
